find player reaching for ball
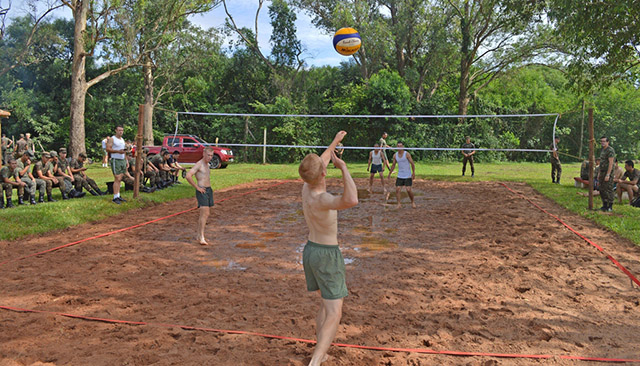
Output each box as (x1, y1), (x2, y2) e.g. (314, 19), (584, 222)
(186, 147), (215, 245)
(298, 131), (358, 366)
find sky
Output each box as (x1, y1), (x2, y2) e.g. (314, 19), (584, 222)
(8, 0), (346, 67)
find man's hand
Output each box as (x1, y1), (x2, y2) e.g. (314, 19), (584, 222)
(20, 181), (26, 187)
(605, 175), (610, 182)
(334, 131), (347, 143)
(196, 186), (206, 194)
(331, 151), (346, 170)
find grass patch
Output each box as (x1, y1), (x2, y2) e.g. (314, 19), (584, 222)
(2, 161), (639, 246)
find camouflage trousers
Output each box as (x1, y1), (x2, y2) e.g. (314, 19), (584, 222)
(54, 175), (73, 194)
(18, 176), (36, 198)
(145, 171), (159, 187)
(123, 174), (144, 188)
(2, 182), (16, 199)
(598, 170), (615, 205)
(34, 178), (50, 196)
(551, 159), (562, 183)
(73, 174), (100, 192)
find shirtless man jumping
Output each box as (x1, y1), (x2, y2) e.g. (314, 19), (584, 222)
(186, 147), (214, 245)
(299, 131), (358, 366)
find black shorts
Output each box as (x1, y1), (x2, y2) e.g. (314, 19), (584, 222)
(196, 187), (214, 207)
(396, 177), (413, 187)
(370, 164), (383, 173)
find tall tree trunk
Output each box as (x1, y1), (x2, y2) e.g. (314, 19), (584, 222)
(69, 1), (88, 158)
(457, 1), (471, 121)
(143, 57), (154, 146)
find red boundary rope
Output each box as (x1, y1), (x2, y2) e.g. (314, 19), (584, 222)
(499, 182), (640, 288)
(1, 305), (639, 363)
(0, 181), (289, 268)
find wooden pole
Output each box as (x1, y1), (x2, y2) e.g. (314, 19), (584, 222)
(588, 108), (594, 210)
(133, 104), (144, 199)
(263, 128), (267, 164)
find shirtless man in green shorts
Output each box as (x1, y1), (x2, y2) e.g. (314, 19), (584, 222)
(186, 147), (214, 245)
(299, 131), (358, 366)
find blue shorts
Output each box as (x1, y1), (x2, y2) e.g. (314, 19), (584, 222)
(370, 164), (383, 173)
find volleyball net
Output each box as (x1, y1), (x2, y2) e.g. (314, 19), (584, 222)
(162, 111), (587, 164)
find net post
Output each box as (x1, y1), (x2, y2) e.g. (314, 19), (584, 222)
(133, 104), (144, 199)
(588, 108), (594, 210)
(243, 116), (249, 163)
(263, 127), (267, 164)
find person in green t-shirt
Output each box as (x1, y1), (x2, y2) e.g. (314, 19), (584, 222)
(615, 160), (640, 205)
(1, 158), (26, 208)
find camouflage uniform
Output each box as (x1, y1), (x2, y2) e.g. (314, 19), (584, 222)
(46, 156), (65, 198)
(143, 155), (159, 188)
(550, 142), (562, 183)
(16, 158), (36, 203)
(150, 154), (169, 182)
(70, 158), (101, 193)
(14, 139), (27, 158)
(52, 154), (73, 196)
(462, 142), (475, 176)
(0, 165), (20, 204)
(1, 136), (10, 165)
(598, 145), (616, 207)
(32, 159), (51, 200)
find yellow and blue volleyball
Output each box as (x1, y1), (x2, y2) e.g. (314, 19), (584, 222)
(333, 27), (361, 56)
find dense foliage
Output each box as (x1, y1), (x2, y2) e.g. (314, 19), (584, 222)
(1, 1), (639, 164)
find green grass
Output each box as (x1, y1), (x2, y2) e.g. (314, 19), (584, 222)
(2, 161), (639, 246)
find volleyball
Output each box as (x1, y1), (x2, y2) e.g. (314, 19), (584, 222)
(333, 27), (361, 56)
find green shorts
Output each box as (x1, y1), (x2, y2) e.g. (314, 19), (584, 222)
(196, 187), (214, 207)
(110, 158), (127, 175)
(303, 240), (348, 300)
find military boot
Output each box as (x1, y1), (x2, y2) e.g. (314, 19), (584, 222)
(70, 189), (86, 198)
(62, 191), (69, 200)
(47, 193), (57, 202)
(18, 195), (24, 205)
(38, 193), (44, 203)
(30, 196), (37, 205)
(6, 198), (14, 208)
(0, 198), (4, 209)
(89, 189), (100, 196)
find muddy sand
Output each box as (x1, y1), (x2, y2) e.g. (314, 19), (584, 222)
(1, 179), (639, 366)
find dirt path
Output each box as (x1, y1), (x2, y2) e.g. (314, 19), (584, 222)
(1, 179), (639, 366)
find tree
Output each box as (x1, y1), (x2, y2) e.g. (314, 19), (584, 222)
(548, 0), (640, 90)
(0, 0), (63, 78)
(445, 0), (550, 117)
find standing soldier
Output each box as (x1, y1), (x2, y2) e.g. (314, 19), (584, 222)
(32, 152), (57, 202)
(14, 134), (27, 158)
(55, 148), (85, 199)
(550, 136), (561, 184)
(70, 153), (105, 196)
(16, 151), (37, 205)
(25, 132), (35, 152)
(461, 136), (476, 177)
(1, 158), (27, 208)
(1, 133), (13, 165)
(598, 136), (616, 212)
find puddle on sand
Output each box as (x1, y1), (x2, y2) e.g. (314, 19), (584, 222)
(201, 259), (247, 271)
(357, 236), (398, 251)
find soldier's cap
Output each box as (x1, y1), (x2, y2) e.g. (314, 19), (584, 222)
(142, 148), (149, 154)
(78, 152), (87, 159)
(23, 150), (35, 158)
(42, 152), (51, 158)
(49, 151), (58, 158)
(58, 147), (67, 154)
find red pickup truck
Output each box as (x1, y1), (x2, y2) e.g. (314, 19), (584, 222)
(139, 134), (234, 169)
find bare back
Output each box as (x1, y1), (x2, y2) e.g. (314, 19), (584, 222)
(302, 183), (338, 245)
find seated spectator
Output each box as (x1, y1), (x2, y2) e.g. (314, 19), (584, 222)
(16, 150), (37, 205)
(615, 160), (640, 205)
(142, 148), (161, 190)
(580, 160), (590, 180)
(578, 158), (622, 198)
(1, 158), (27, 208)
(168, 151), (186, 184)
(70, 153), (106, 196)
(32, 151), (57, 202)
(123, 151), (154, 193)
(55, 148), (85, 199)
(149, 151), (172, 188)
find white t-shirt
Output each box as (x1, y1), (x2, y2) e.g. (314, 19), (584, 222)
(110, 136), (125, 160)
(395, 151), (411, 179)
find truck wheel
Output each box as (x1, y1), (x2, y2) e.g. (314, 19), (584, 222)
(209, 155), (221, 169)
(220, 164), (228, 169)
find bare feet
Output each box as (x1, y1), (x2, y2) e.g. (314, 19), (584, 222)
(198, 237), (208, 245)
(411, 202), (417, 208)
(396, 203), (401, 209)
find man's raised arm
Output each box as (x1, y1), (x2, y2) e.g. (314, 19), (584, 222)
(320, 131), (347, 167)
